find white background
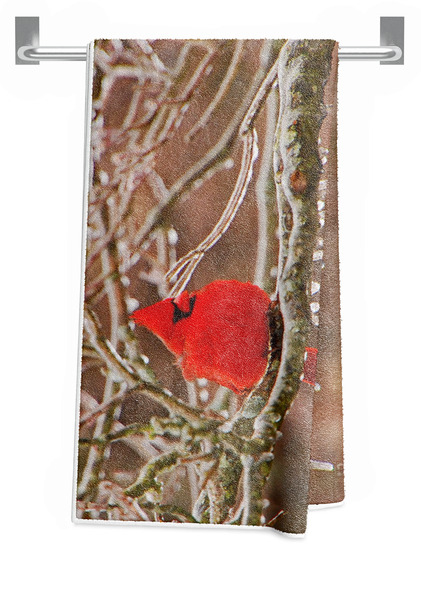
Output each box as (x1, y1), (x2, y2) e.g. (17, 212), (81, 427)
(1, 1), (420, 598)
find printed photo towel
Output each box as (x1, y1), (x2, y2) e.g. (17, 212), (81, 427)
(75, 39), (344, 534)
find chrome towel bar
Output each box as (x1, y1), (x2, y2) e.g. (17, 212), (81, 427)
(15, 16), (404, 66)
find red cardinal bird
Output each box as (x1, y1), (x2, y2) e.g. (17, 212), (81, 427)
(130, 279), (271, 394)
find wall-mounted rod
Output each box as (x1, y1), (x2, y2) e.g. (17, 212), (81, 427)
(18, 47), (88, 62)
(339, 46), (402, 61)
(15, 16), (405, 66)
(17, 45), (403, 63)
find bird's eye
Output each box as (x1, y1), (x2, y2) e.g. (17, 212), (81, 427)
(173, 290), (191, 312)
(171, 295), (196, 324)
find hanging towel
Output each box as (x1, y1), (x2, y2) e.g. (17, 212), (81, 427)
(75, 39), (344, 534)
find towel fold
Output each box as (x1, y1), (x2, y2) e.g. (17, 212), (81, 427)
(75, 38), (344, 534)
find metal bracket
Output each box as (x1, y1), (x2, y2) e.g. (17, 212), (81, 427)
(15, 16), (86, 64)
(15, 15), (405, 65)
(15, 16), (39, 65)
(380, 16), (404, 65)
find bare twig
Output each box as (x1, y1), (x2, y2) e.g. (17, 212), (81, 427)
(254, 88), (278, 290)
(86, 43), (218, 271)
(166, 46), (282, 296)
(84, 42), (279, 304)
(166, 129), (258, 296)
(83, 307), (213, 425)
(185, 41), (244, 141)
(77, 247), (123, 500)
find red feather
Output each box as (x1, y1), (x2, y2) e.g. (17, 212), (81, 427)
(131, 280), (271, 394)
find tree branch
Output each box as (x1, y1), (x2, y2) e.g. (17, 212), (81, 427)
(245, 40), (336, 525)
